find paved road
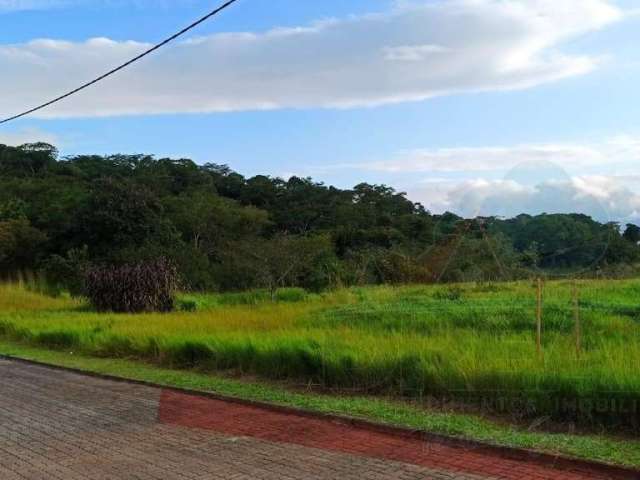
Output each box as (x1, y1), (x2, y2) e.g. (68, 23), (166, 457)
(0, 359), (630, 479)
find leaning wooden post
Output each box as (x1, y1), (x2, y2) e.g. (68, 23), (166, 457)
(573, 279), (581, 357)
(536, 277), (543, 356)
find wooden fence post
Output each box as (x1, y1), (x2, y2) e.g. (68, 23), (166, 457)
(536, 277), (543, 356)
(573, 280), (581, 357)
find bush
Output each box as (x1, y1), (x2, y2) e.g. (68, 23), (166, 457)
(177, 299), (198, 312)
(85, 258), (178, 313)
(215, 288), (308, 305)
(433, 285), (464, 301)
(217, 290), (271, 305)
(41, 246), (89, 297)
(275, 287), (308, 302)
(35, 330), (80, 349)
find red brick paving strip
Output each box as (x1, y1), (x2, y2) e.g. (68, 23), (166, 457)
(159, 389), (632, 480)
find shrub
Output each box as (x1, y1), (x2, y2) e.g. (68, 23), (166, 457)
(41, 246), (89, 297)
(177, 299), (198, 312)
(35, 330), (80, 349)
(85, 258), (178, 313)
(215, 288), (308, 305)
(275, 287), (308, 302)
(217, 290), (271, 305)
(165, 341), (215, 369)
(433, 285), (464, 301)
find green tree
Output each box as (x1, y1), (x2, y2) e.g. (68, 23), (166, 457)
(221, 234), (336, 297)
(78, 177), (180, 260)
(0, 199), (28, 221)
(0, 219), (47, 272)
(165, 189), (269, 256)
(623, 223), (640, 244)
(0, 143), (57, 177)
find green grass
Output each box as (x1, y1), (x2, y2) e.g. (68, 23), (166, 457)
(1, 339), (639, 468)
(2, 280), (640, 427)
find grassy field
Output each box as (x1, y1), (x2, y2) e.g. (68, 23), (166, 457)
(1, 280), (640, 428)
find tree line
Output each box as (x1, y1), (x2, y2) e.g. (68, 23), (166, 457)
(1, 142), (639, 293)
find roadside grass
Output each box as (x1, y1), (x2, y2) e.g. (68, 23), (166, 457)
(0, 339), (638, 468)
(1, 280), (640, 427)
(0, 282), (80, 312)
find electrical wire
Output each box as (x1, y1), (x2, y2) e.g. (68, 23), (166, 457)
(0, 0), (240, 125)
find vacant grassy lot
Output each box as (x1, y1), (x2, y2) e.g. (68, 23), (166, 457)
(1, 280), (639, 426)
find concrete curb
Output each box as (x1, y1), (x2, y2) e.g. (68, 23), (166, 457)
(2, 353), (638, 479)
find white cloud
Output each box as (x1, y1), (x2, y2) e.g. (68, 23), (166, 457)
(0, 0), (624, 118)
(0, 0), (64, 12)
(382, 44), (449, 62)
(347, 136), (640, 173)
(0, 128), (59, 146)
(0, 0), (187, 13)
(359, 134), (640, 222)
(409, 175), (640, 223)
(361, 145), (606, 173)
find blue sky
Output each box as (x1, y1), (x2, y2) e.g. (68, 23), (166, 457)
(1, 0), (640, 222)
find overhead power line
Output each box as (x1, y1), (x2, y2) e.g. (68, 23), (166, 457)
(0, 0), (240, 125)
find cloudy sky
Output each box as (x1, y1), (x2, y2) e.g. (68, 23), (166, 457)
(1, 0), (639, 223)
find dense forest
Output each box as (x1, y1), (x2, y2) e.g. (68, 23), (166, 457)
(1, 142), (639, 293)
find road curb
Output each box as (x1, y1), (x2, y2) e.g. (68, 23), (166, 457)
(2, 353), (638, 479)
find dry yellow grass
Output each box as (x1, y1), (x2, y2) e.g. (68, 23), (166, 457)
(0, 283), (79, 312)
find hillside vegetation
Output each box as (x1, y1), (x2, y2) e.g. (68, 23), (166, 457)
(2, 143), (640, 292)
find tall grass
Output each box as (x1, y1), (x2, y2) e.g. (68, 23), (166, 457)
(0, 282), (79, 312)
(1, 280), (640, 426)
